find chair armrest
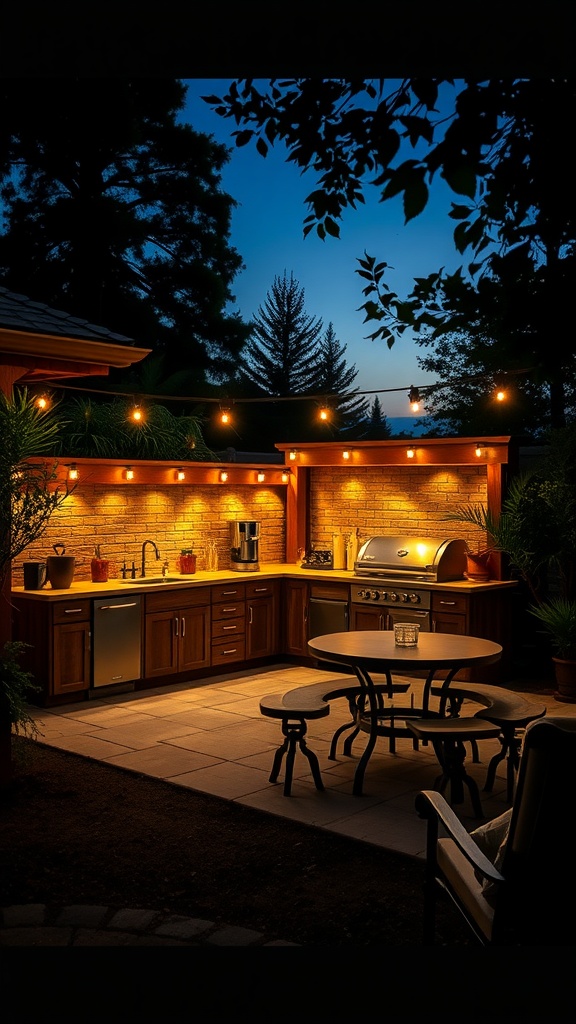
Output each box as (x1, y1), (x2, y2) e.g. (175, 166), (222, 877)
(415, 790), (505, 885)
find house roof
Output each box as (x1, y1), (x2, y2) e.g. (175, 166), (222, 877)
(0, 286), (151, 385)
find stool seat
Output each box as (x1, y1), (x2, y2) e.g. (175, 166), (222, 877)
(406, 717), (501, 818)
(259, 691), (330, 796)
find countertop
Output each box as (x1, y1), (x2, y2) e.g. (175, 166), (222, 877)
(11, 564), (518, 601)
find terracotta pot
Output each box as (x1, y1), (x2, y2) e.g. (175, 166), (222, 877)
(552, 656), (576, 703)
(465, 552), (491, 581)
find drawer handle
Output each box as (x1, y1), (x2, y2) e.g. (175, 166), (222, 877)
(222, 624), (238, 631)
(221, 606), (238, 613)
(439, 600), (457, 606)
(252, 587), (268, 593)
(64, 607), (85, 614)
(221, 590), (239, 596)
(220, 648), (238, 656)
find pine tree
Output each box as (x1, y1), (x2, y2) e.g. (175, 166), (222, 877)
(315, 322), (369, 435)
(359, 396), (393, 440)
(240, 271), (323, 394)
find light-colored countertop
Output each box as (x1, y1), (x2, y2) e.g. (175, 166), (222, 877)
(11, 563), (518, 601)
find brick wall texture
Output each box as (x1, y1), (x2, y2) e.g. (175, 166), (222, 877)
(12, 464), (487, 584)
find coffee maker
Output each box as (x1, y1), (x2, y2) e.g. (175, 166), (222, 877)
(230, 520), (260, 572)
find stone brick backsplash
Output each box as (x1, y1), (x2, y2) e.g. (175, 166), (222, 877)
(309, 465), (487, 550)
(12, 463), (488, 586)
(13, 483), (286, 583)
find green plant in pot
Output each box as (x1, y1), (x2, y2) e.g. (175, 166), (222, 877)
(528, 598), (576, 703)
(0, 387), (72, 786)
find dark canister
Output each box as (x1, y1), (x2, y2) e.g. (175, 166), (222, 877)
(23, 561), (47, 590)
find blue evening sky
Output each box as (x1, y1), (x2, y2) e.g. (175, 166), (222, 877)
(180, 79), (467, 421)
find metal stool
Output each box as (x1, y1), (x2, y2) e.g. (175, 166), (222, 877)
(406, 717), (501, 817)
(259, 692), (330, 796)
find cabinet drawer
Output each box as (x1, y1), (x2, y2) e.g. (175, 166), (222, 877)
(212, 616), (245, 639)
(211, 637), (246, 665)
(309, 582), (349, 601)
(212, 599), (245, 620)
(246, 581), (276, 600)
(52, 600), (91, 624)
(145, 587), (210, 613)
(432, 592), (469, 615)
(211, 583), (246, 603)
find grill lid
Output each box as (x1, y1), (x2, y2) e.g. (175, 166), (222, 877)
(354, 535), (466, 582)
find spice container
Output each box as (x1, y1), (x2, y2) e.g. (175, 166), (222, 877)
(179, 549), (197, 575)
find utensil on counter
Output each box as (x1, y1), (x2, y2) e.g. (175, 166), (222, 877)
(46, 542), (76, 589)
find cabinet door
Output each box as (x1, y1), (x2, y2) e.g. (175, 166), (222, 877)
(179, 605), (211, 672)
(145, 610), (179, 677)
(282, 580), (309, 656)
(53, 621), (91, 695)
(247, 597), (277, 659)
(350, 605), (387, 631)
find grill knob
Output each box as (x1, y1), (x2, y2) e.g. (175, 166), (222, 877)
(399, 592), (409, 603)
(358, 590), (370, 599)
(408, 593), (421, 604)
(390, 592), (399, 602)
(370, 590), (380, 600)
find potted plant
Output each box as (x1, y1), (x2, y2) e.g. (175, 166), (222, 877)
(0, 387), (72, 787)
(528, 597), (576, 702)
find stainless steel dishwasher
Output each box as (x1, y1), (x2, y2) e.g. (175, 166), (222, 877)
(92, 595), (142, 688)
(308, 596), (349, 639)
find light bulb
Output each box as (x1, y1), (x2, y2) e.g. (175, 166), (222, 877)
(68, 464), (79, 481)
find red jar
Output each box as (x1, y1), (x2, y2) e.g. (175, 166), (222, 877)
(90, 557), (109, 583)
(179, 550), (196, 575)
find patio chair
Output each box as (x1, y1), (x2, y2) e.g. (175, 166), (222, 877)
(414, 716), (576, 945)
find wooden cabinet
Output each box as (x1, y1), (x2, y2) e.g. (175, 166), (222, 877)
(350, 604), (387, 631)
(282, 579), (309, 656)
(144, 587), (211, 678)
(12, 596), (91, 700)
(431, 592), (467, 636)
(246, 580), (279, 660)
(211, 581), (246, 668)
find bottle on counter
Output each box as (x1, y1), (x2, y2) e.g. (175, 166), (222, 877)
(90, 544), (109, 583)
(332, 532), (346, 570)
(346, 529), (359, 570)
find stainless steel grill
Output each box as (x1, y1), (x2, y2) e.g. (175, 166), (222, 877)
(351, 536), (466, 630)
(354, 535), (466, 583)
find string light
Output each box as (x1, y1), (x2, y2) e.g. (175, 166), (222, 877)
(130, 403), (144, 423)
(495, 389), (506, 402)
(318, 405), (330, 422)
(35, 394), (50, 410)
(408, 386), (421, 412)
(219, 405), (232, 425)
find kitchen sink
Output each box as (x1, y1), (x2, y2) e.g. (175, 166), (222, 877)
(119, 576), (186, 584)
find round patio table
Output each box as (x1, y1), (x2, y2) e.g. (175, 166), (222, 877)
(307, 630), (502, 795)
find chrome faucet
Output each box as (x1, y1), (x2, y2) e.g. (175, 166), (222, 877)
(141, 539), (161, 577)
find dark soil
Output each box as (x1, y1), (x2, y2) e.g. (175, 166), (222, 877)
(0, 735), (474, 946)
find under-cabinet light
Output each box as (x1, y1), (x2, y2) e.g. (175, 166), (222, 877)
(219, 470), (228, 482)
(475, 444), (484, 458)
(342, 449), (351, 460)
(67, 463), (79, 481)
(257, 472), (265, 483)
(124, 466), (134, 481)
(176, 467), (186, 481)
(406, 447), (415, 459)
